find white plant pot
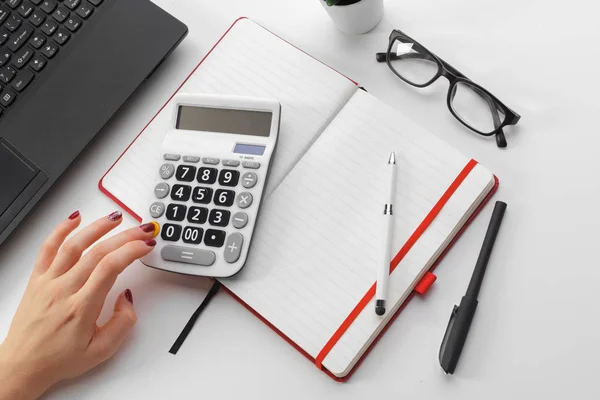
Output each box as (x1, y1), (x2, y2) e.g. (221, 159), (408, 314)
(321, 0), (384, 35)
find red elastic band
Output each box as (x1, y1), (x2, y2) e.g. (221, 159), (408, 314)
(315, 159), (478, 369)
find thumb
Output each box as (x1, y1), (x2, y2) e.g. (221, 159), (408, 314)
(89, 289), (137, 363)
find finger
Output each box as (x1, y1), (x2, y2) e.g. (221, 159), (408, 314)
(47, 211), (124, 278)
(62, 222), (159, 291)
(33, 211), (81, 275)
(88, 290), (137, 364)
(79, 240), (155, 311)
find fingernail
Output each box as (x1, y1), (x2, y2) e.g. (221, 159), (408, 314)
(125, 289), (133, 305)
(108, 211), (122, 221)
(68, 210), (80, 220)
(144, 239), (156, 247)
(139, 223), (155, 233)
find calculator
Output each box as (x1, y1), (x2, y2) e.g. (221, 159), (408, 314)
(140, 93), (281, 277)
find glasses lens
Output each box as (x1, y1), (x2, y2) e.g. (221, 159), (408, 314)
(450, 81), (506, 134)
(389, 37), (439, 85)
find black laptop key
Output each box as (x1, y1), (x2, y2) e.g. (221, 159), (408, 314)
(0, 51), (10, 67)
(52, 28), (69, 45)
(40, 42), (57, 58)
(41, 19), (57, 35)
(52, 6), (69, 23)
(88, 0), (103, 6)
(0, 32), (8, 46)
(29, 54), (45, 71)
(76, 2), (93, 19)
(0, 66), (15, 83)
(7, 24), (33, 52)
(29, 34), (45, 48)
(29, 10), (45, 26)
(0, 8), (9, 26)
(18, 2), (33, 18)
(0, 89), (16, 106)
(11, 47), (33, 68)
(7, 0), (23, 10)
(5, 15), (23, 32)
(30, 0), (43, 5)
(40, 1), (57, 14)
(65, 0), (81, 10)
(64, 15), (80, 31)
(11, 68), (33, 91)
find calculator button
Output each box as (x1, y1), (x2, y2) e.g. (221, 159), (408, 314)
(154, 183), (169, 199)
(175, 165), (196, 182)
(232, 212), (248, 229)
(236, 192), (253, 209)
(242, 161), (260, 169)
(161, 245), (215, 266)
(197, 167), (217, 184)
(159, 163), (175, 179)
(202, 157), (219, 165)
(183, 155), (200, 163)
(214, 189), (235, 207)
(149, 202), (165, 218)
(224, 233), (244, 264)
(209, 209), (230, 227)
(166, 204), (187, 221)
(161, 224), (182, 242)
(222, 159), (240, 167)
(204, 229), (226, 248)
(163, 153), (180, 161)
(182, 226), (203, 245)
(218, 169), (239, 187)
(187, 206), (208, 224)
(241, 172), (258, 189)
(192, 186), (213, 204)
(170, 184), (191, 202)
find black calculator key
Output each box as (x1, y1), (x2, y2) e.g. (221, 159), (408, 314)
(218, 169), (239, 187)
(197, 167), (217, 184)
(41, 42), (58, 58)
(29, 10), (45, 26)
(209, 209), (230, 227)
(52, 28), (69, 45)
(161, 224), (182, 242)
(187, 206), (208, 224)
(192, 186), (212, 204)
(11, 46), (33, 69)
(40, 0), (57, 14)
(29, 33), (45, 48)
(18, 2), (34, 18)
(0, 66), (15, 83)
(213, 189), (235, 207)
(5, 15), (23, 32)
(175, 165), (196, 182)
(7, 0), (22, 10)
(182, 226), (203, 245)
(0, 89), (16, 107)
(41, 18), (57, 35)
(64, 15), (81, 31)
(204, 229), (226, 248)
(76, 2), (93, 18)
(29, 55), (45, 71)
(11, 68), (33, 91)
(165, 203), (187, 221)
(170, 184), (191, 202)
(64, 0), (81, 10)
(0, 51), (10, 67)
(7, 24), (33, 51)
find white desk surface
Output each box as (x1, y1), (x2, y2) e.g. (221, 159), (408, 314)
(1, 0), (598, 398)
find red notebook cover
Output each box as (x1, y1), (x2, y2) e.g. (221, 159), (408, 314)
(98, 17), (499, 382)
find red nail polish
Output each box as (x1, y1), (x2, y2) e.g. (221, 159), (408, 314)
(144, 239), (156, 247)
(140, 223), (155, 233)
(125, 289), (133, 305)
(108, 211), (122, 221)
(68, 211), (80, 220)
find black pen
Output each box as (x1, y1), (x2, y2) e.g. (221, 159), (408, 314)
(438, 201), (507, 374)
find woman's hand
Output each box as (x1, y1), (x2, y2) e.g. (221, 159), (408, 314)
(0, 210), (158, 400)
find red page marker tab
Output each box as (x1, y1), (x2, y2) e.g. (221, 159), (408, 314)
(414, 272), (436, 296)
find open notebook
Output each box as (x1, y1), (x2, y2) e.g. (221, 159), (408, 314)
(100, 18), (497, 380)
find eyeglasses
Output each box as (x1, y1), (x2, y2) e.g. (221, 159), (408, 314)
(376, 29), (520, 148)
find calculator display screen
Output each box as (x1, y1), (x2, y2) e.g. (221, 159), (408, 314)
(176, 106), (272, 137)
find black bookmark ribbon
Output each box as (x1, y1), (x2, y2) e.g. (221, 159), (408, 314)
(169, 280), (222, 355)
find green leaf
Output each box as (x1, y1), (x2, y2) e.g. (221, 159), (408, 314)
(326, 0), (342, 6)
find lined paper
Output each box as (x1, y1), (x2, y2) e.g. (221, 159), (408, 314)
(101, 18), (357, 217)
(222, 89), (494, 376)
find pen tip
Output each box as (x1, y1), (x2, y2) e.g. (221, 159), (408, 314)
(388, 152), (396, 164)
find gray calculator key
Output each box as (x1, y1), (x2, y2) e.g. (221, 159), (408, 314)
(224, 233), (244, 263)
(149, 202), (165, 218)
(159, 163), (175, 179)
(164, 153), (181, 161)
(241, 172), (258, 189)
(232, 212), (248, 229)
(183, 155), (200, 163)
(202, 157), (220, 165)
(154, 183), (170, 199)
(242, 161), (260, 169)
(161, 245), (216, 266)
(236, 192), (253, 209)
(222, 159), (240, 167)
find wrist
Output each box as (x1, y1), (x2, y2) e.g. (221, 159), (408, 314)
(0, 343), (48, 400)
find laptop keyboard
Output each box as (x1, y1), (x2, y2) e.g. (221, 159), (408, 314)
(0, 0), (104, 117)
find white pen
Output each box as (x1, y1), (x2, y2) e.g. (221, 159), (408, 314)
(375, 151), (397, 316)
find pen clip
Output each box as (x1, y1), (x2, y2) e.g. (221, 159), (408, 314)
(439, 304), (459, 373)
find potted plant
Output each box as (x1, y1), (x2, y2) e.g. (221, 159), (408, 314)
(321, 0), (384, 35)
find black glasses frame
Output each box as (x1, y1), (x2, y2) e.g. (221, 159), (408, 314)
(376, 29), (521, 148)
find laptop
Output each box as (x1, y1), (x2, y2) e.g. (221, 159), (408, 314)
(0, 0), (187, 247)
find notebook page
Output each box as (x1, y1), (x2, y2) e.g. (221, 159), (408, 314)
(222, 89), (494, 376)
(101, 18), (357, 217)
